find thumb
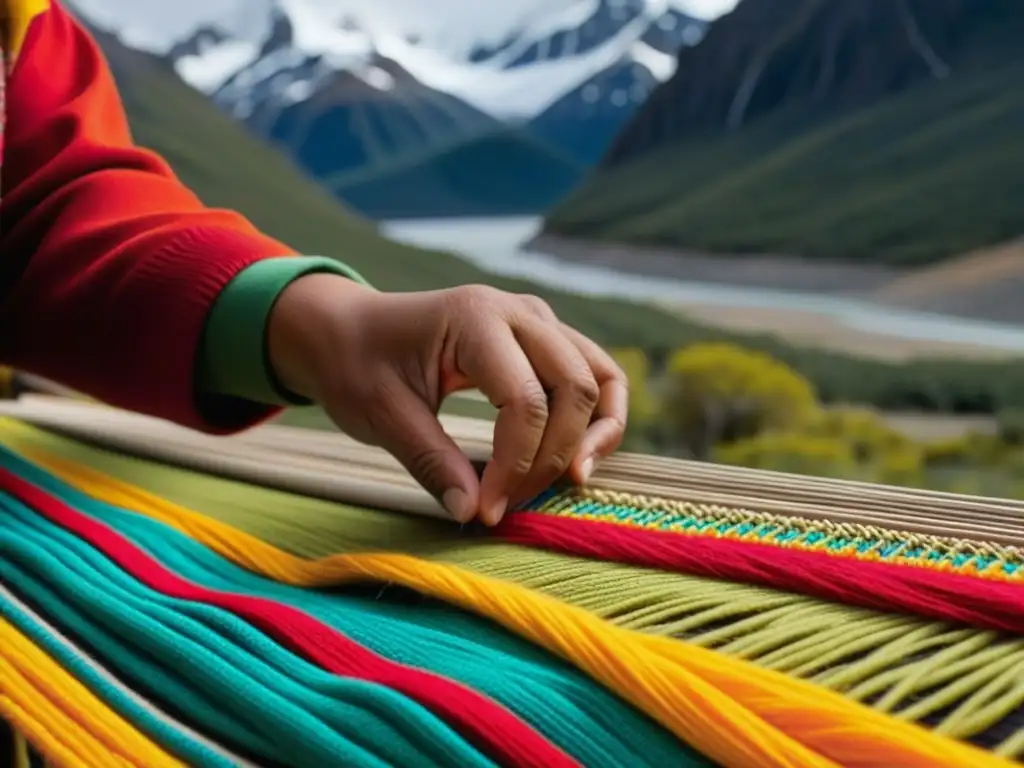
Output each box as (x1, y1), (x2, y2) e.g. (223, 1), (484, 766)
(369, 384), (480, 523)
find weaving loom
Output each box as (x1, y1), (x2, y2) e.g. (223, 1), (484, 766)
(0, 395), (1021, 767)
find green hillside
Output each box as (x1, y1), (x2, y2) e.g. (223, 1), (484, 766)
(329, 127), (586, 219)
(546, 0), (1024, 266)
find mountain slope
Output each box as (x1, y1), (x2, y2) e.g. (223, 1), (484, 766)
(331, 127), (586, 218)
(142, 0), (706, 217)
(162, 4), (586, 218)
(545, 0), (1024, 266)
(526, 3), (706, 164)
(871, 239), (1024, 324)
(86, 23), (708, 349)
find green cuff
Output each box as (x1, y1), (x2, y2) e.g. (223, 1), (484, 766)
(198, 256), (368, 407)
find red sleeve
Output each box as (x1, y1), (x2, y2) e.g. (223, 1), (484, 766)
(0, 2), (295, 428)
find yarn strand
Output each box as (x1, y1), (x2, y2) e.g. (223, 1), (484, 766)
(0, 465), (578, 768)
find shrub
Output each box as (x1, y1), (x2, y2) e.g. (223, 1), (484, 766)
(922, 436), (974, 466)
(663, 343), (819, 458)
(997, 408), (1024, 446)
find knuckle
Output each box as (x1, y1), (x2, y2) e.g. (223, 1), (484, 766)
(569, 372), (601, 409)
(519, 294), (555, 319)
(542, 449), (574, 477)
(405, 446), (450, 488)
(511, 453), (537, 478)
(512, 384), (550, 426)
(450, 284), (501, 313)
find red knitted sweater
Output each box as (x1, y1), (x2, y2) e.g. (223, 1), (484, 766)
(0, 2), (298, 427)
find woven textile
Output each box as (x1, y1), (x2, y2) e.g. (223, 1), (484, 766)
(0, 413), (1021, 767)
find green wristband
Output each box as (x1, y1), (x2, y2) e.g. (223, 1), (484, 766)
(198, 256), (368, 406)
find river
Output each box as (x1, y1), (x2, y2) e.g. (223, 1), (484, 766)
(383, 216), (1024, 354)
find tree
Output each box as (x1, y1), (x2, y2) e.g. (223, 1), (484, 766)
(663, 343), (818, 459)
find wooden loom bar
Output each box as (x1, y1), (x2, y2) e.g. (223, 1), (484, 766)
(1, 397), (1022, 549)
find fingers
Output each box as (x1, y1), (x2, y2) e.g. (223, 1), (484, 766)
(457, 303), (604, 523)
(559, 324), (629, 483)
(349, 374), (480, 523)
(456, 321), (549, 526)
(509, 316), (599, 505)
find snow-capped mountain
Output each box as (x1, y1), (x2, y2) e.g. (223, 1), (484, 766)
(84, 0), (707, 217)
(166, 0), (705, 121)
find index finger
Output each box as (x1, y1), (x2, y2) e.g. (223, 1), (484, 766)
(458, 322), (548, 526)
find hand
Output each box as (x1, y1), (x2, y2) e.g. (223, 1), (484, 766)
(267, 274), (628, 526)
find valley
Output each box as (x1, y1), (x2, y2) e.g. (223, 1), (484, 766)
(143, 0), (707, 218)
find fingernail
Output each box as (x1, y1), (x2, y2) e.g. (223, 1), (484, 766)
(581, 457), (595, 484)
(443, 488), (473, 522)
(485, 497), (508, 527)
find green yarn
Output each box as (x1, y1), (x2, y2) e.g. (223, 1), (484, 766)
(5, 425), (1023, 760)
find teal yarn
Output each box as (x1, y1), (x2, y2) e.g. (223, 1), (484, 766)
(0, 496), (494, 768)
(0, 445), (713, 768)
(0, 585), (244, 768)
(107, 516), (697, 768)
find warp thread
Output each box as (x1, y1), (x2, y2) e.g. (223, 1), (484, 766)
(0, 583), (250, 768)
(0, 466), (698, 766)
(0, 503), (502, 767)
(0, 611), (184, 768)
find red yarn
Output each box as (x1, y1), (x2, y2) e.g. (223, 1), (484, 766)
(0, 467), (578, 768)
(497, 512), (1024, 634)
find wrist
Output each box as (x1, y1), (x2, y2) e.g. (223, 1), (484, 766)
(267, 272), (375, 401)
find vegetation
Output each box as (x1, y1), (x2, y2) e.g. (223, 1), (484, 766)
(545, 3), (1024, 266)
(620, 344), (1024, 497)
(661, 344), (817, 458)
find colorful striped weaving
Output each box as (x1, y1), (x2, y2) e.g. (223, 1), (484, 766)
(0, 406), (1021, 767)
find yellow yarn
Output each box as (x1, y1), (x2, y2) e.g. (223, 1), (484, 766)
(1, 0), (49, 59)
(0, 613), (184, 768)
(0, 368), (14, 400)
(13, 732), (30, 768)
(24, 445), (1016, 768)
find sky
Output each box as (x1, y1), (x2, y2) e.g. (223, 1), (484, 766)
(75, 0), (738, 51)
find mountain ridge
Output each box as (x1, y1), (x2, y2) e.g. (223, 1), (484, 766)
(601, 0), (1019, 167)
